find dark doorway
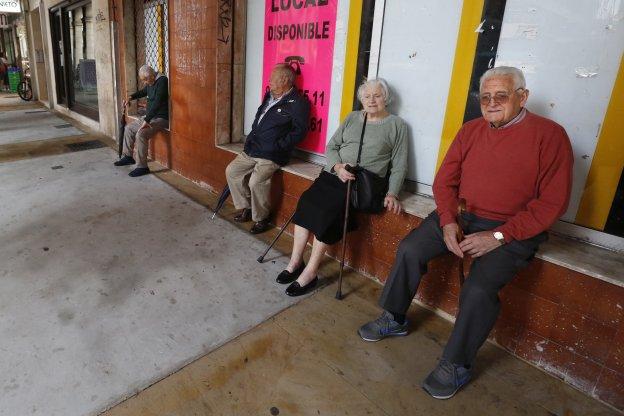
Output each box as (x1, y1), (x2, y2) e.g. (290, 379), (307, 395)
(50, 9), (67, 104)
(605, 168), (624, 238)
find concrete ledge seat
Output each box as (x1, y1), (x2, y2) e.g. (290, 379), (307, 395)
(218, 141), (624, 289)
(217, 141), (323, 180)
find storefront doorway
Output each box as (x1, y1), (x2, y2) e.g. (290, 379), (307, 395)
(50, 0), (99, 121)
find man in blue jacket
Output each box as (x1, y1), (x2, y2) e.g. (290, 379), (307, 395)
(225, 63), (310, 234)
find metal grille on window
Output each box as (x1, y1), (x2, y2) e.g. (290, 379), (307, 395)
(134, 0), (169, 76)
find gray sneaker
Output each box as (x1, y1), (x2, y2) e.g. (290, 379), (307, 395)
(358, 311), (409, 342)
(422, 359), (472, 399)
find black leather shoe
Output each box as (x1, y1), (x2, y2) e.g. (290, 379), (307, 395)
(250, 219), (271, 234)
(233, 208), (252, 223)
(285, 276), (318, 297)
(276, 262), (306, 284)
(114, 155), (136, 166)
(129, 167), (150, 177)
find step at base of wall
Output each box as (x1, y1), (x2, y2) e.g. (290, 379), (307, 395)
(65, 140), (106, 152)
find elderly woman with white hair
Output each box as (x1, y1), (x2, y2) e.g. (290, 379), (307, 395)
(114, 64), (169, 177)
(277, 78), (409, 297)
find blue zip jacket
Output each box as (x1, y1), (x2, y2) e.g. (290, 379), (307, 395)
(244, 89), (310, 166)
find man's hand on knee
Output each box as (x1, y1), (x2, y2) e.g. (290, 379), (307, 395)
(443, 223), (463, 258)
(459, 231), (502, 257)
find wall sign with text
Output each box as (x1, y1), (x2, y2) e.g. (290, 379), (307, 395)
(0, 1), (21, 13)
(262, 0), (338, 154)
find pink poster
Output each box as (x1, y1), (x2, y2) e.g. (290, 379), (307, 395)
(262, 0), (338, 154)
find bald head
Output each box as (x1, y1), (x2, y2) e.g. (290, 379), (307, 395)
(274, 64), (296, 86)
(269, 64), (296, 97)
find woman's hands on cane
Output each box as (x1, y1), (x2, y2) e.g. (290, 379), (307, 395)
(334, 163), (355, 182)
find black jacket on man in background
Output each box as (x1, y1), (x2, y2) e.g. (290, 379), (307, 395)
(244, 89), (310, 166)
(130, 75), (169, 123)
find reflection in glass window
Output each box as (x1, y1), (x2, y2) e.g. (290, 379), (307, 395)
(68, 3), (98, 112)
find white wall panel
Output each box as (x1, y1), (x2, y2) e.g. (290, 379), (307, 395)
(375, 0), (463, 194)
(496, 0), (624, 222)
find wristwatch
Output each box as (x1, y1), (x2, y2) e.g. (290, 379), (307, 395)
(493, 231), (505, 244)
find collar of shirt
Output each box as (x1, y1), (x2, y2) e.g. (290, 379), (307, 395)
(258, 87), (294, 123)
(269, 87), (293, 104)
(490, 107), (527, 129)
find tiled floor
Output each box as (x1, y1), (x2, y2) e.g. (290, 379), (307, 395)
(0, 92), (41, 110)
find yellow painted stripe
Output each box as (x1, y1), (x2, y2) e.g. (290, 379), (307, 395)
(575, 54), (624, 230)
(339, 0), (363, 122)
(435, 0), (485, 170)
(156, 4), (165, 74)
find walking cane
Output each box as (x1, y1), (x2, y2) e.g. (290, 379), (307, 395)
(335, 179), (353, 300)
(257, 211), (297, 263)
(457, 199), (467, 286)
(211, 185), (231, 220)
(118, 105), (126, 158)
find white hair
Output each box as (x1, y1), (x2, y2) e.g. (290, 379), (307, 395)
(274, 64), (296, 86)
(138, 65), (157, 79)
(357, 78), (393, 105)
(479, 66), (526, 91)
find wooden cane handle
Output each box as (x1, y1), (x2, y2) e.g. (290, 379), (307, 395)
(458, 199), (466, 215)
(457, 198), (467, 286)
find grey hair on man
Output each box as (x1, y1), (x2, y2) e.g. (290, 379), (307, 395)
(138, 64), (157, 79)
(357, 77), (393, 105)
(479, 66), (526, 91)
(274, 63), (296, 87)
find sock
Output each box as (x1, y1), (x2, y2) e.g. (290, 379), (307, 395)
(391, 312), (406, 325)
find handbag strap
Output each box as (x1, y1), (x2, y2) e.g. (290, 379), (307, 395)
(355, 112), (368, 166)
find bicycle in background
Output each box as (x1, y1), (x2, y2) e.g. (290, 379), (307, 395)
(18, 65), (33, 101)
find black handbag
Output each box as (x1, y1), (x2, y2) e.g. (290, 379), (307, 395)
(347, 113), (389, 213)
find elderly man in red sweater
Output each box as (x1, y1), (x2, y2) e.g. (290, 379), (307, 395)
(358, 66), (574, 399)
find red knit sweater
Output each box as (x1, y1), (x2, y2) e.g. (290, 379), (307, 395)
(433, 111), (574, 242)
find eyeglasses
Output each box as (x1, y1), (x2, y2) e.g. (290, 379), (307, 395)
(479, 88), (525, 106)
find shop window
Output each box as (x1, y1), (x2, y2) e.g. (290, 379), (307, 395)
(132, 0), (169, 116)
(68, 4), (97, 112)
(242, 0), (348, 165)
(50, 0), (99, 121)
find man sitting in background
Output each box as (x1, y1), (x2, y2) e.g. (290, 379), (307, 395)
(115, 65), (169, 177)
(225, 63), (309, 234)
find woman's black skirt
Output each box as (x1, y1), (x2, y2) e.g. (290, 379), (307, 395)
(292, 171), (357, 245)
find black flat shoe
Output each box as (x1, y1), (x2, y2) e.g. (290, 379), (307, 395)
(114, 155), (136, 166)
(276, 262), (306, 284)
(285, 276), (318, 297)
(233, 208), (252, 223)
(250, 219), (271, 234)
(129, 167), (150, 177)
